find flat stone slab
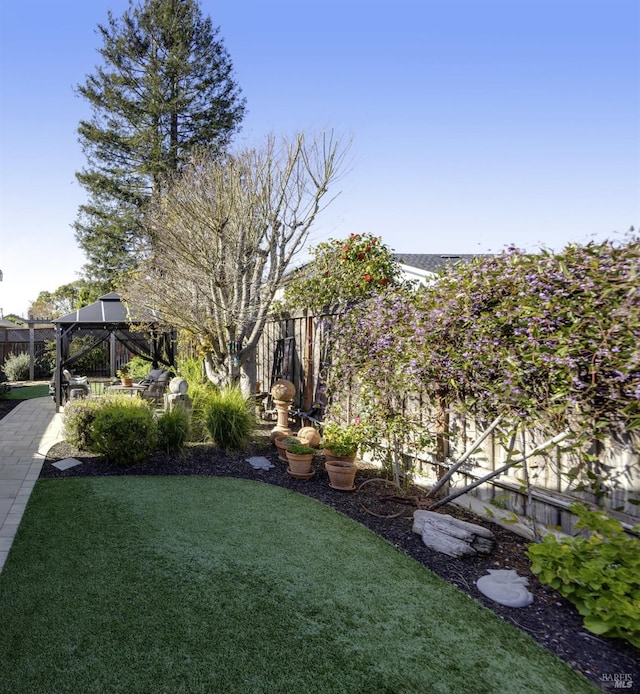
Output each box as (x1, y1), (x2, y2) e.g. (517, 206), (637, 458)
(476, 569), (534, 607)
(52, 458), (83, 471)
(246, 456), (274, 471)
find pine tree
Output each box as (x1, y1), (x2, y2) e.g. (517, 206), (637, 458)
(74, 0), (246, 285)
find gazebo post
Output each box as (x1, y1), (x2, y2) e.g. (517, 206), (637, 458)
(54, 324), (62, 412)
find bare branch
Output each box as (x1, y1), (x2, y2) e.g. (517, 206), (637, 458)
(126, 131), (350, 390)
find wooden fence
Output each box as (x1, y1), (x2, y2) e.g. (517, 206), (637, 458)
(1, 324), (135, 380)
(257, 310), (639, 533)
(0, 325), (55, 378)
(256, 310), (339, 420)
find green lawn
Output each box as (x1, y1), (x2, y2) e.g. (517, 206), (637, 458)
(3, 383), (50, 399)
(0, 477), (598, 694)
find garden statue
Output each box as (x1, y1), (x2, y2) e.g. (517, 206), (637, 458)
(270, 379), (296, 441)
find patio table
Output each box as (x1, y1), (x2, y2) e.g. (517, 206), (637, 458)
(106, 384), (147, 397)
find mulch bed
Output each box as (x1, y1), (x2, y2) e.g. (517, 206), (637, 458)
(37, 436), (639, 692)
(0, 399), (22, 419)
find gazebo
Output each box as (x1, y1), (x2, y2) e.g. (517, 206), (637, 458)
(52, 292), (176, 410)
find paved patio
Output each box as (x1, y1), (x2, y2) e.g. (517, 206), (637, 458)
(0, 398), (64, 572)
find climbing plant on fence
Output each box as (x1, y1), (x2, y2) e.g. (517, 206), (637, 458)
(328, 233), (639, 502)
(278, 232), (406, 312)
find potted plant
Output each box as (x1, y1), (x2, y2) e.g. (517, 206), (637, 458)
(286, 443), (316, 478)
(320, 421), (363, 462)
(274, 436), (300, 463)
(117, 365), (133, 387)
(321, 421), (367, 491)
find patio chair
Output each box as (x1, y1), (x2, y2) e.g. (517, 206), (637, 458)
(49, 368), (91, 402)
(137, 369), (172, 405)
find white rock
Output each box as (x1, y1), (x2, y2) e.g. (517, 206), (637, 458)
(246, 456), (274, 470)
(476, 569), (534, 607)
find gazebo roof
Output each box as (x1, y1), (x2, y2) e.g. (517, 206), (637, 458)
(54, 292), (162, 326)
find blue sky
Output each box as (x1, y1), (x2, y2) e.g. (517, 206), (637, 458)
(1, 0), (638, 317)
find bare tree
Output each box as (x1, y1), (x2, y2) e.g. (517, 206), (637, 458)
(126, 131), (350, 392)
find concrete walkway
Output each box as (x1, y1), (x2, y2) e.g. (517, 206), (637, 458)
(0, 397), (64, 572)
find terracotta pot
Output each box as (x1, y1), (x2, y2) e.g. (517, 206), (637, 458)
(274, 436), (296, 463)
(325, 459), (357, 491)
(322, 448), (356, 463)
(287, 452), (314, 476)
(121, 377), (133, 387)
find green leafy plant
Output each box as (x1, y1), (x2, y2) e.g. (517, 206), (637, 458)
(526, 504), (640, 647)
(329, 233), (640, 501)
(203, 386), (256, 450)
(321, 421), (365, 457)
(116, 365), (130, 379)
(2, 352), (30, 381)
(125, 356), (156, 379)
(176, 356), (207, 388)
(156, 406), (191, 452)
(279, 437), (300, 445)
(187, 383), (221, 441)
(62, 398), (102, 450)
(89, 395), (157, 465)
(287, 443), (316, 455)
(279, 232), (405, 312)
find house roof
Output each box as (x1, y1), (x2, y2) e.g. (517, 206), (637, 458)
(0, 318), (27, 329)
(393, 254), (483, 273)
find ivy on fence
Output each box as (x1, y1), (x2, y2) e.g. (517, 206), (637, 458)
(328, 233), (639, 502)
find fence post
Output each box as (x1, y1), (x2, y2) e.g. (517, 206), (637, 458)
(29, 321), (35, 381)
(435, 389), (450, 480)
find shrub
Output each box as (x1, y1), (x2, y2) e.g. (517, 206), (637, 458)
(188, 383), (220, 441)
(203, 386), (255, 450)
(125, 355), (156, 379)
(2, 352), (30, 381)
(526, 504), (640, 648)
(279, 232), (405, 311)
(176, 356), (207, 388)
(89, 395), (157, 465)
(157, 406), (191, 452)
(63, 398), (102, 450)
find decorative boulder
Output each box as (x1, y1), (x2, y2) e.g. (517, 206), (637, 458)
(476, 569), (534, 607)
(412, 510), (496, 558)
(297, 426), (321, 447)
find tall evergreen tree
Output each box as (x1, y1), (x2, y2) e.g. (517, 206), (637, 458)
(74, 0), (246, 285)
